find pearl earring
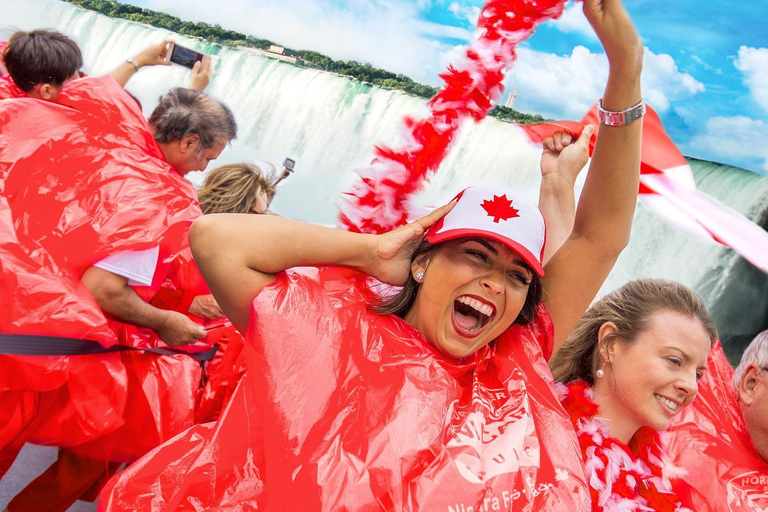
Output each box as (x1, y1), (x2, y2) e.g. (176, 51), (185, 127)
(415, 271), (425, 282)
(596, 361), (607, 378)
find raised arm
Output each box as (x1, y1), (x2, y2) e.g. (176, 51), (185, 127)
(538, 126), (593, 263)
(110, 39), (172, 88)
(542, 0), (643, 353)
(190, 204), (453, 332)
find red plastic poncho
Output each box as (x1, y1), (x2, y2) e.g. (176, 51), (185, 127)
(664, 344), (768, 511)
(0, 42), (7, 77)
(100, 267), (589, 511)
(149, 250), (248, 423)
(0, 75), (205, 466)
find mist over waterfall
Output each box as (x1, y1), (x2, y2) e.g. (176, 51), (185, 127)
(5, 0), (768, 361)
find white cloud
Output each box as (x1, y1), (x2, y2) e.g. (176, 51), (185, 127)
(550, 2), (596, 39)
(642, 50), (705, 111)
(688, 116), (768, 172)
(448, 2), (480, 26)
(504, 46), (703, 119)
(735, 46), (768, 114)
(417, 19), (472, 41)
(504, 46), (607, 119)
(143, 0), (468, 85)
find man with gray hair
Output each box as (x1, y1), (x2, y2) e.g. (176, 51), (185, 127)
(83, 87), (237, 346)
(732, 331), (768, 464)
(664, 333), (768, 511)
(150, 87), (237, 176)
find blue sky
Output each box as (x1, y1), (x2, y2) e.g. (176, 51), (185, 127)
(127, 0), (768, 172)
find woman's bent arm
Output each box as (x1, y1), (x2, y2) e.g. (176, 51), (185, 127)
(190, 215), (375, 331)
(190, 204), (454, 332)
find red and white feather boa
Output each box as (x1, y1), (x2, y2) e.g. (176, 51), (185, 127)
(338, 0), (567, 234)
(558, 380), (692, 512)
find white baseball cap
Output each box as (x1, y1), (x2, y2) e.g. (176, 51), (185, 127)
(424, 187), (546, 276)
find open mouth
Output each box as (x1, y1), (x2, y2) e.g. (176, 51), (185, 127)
(654, 393), (680, 415)
(452, 295), (496, 339)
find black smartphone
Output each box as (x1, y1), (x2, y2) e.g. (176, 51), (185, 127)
(168, 43), (207, 69)
(283, 158), (295, 172)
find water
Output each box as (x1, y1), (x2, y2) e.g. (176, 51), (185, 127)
(4, 0), (768, 361)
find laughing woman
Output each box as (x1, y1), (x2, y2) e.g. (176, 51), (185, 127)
(99, 0), (644, 509)
(550, 280), (716, 511)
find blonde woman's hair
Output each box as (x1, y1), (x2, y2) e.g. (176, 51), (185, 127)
(198, 162), (277, 215)
(550, 279), (717, 385)
(733, 330), (768, 394)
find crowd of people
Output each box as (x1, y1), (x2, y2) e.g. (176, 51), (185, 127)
(0, 0), (767, 510)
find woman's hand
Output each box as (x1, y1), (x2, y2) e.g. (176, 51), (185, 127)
(583, 0), (643, 73)
(364, 201), (456, 285)
(540, 125), (594, 184)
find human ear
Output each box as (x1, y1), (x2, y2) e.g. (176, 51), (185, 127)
(40, 84), (54, 100)
(30, 83), (54, 100)
(410, 252), (432, 281)
(180, 134), (199, 153)
(739, 365), (761, 406)
(597, 322), (619, 364)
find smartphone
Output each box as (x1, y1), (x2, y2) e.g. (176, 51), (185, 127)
(168, 42), (207, 69)
(283, 158), (296, 172)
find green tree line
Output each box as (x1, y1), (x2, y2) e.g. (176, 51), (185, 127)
(62, 0), (546, 124)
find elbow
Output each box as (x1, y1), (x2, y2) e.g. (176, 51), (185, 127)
(591, 233), (630, 263)
(81, 268), (127, 310)
(189, 215), (217, 262)
(569, 228), (630, 264)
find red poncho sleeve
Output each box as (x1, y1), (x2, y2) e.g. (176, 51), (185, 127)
(664, 343), (768, 511)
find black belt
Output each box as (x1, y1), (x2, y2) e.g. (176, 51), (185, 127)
(0, 333), (218, 361)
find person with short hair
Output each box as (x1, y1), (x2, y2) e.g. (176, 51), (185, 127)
(0, 42), (237, 508)
(551, 279), (716, 511)
(663, 330), (768, 511)
(1, 29), (82, 101)
(733, 331), (768, 464)
(82, 87), (237, 347)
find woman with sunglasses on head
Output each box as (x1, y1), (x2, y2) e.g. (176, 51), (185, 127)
(99, 0), (644, 508)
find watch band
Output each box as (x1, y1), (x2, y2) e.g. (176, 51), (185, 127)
(598, 99), (645, 126)
(125, 58), (140, 71)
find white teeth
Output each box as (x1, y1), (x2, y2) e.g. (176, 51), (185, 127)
(655, 394), (678, 411)
(457, 296), (493, 317)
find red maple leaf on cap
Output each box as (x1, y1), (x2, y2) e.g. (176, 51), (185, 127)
(482, 194), (519, 223)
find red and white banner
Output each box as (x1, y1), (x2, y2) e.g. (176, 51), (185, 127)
(518, 105), (768, 274)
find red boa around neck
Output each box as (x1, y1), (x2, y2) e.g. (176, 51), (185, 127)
(559, 380), (692, 512)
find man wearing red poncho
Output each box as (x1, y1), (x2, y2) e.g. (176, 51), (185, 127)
(0, 32), (237, 509)
(665, 333), (768, 511)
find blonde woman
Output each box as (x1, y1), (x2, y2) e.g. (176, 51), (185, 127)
(198, 162), (277, 215)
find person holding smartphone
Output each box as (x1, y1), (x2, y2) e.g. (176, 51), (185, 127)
(110, 39), (212, 92)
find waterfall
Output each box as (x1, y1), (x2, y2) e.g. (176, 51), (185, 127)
(6, 0), (768, 361)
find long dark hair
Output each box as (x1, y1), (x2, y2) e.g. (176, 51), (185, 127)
(371, 240), (543, 326)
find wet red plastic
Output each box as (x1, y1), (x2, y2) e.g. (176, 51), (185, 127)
(100, 267), (590, 510)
